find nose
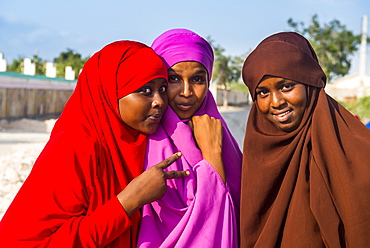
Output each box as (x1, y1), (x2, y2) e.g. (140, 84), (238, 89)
(152, 93), (166, 108)
(179, 81), (193, 98)
(271, 92), (285, 108)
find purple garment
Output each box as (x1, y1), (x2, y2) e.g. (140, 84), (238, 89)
(138, 28), (241, 247)
(138, 91), (242, 247)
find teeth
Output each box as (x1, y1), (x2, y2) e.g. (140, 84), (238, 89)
(278, 111), (290, 117)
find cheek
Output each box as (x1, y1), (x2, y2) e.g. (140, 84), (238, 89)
(293, 88), (308, 110)
(256, 98), (269, 114)
(166, 84), (179, 101)
(194, 85), (208, 102)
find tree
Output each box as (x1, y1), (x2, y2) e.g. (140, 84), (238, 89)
(7, 53), (45, 75)
(288, 14), (361, 81)
(31, 52), (45, 75)
(7, 57), (24, 73)
(207, 37), (247, 106)
(53, 49), (88, 78)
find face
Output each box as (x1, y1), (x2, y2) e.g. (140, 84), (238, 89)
(167, 61), (208, 120)
(119, 78), (168, 134)
(256, 76), (307, 132)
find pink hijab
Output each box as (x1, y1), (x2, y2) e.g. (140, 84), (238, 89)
(137, 29), (242, 247)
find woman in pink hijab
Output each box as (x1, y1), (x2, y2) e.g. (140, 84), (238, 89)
(137, 29), (242, 247)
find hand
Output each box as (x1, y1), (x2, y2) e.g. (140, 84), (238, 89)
(187, 115), (223, 155)
(187, 115), (225, 183)
(117, 152), (189, 216)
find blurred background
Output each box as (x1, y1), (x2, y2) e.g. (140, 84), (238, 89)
(1, 0), (370, 218)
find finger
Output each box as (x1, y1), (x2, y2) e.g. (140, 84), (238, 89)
(186, 120), (194, 131)
(156, 152), (182, 169)
(164, 170), (190, 179)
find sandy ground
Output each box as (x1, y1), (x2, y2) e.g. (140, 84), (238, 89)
(0, 106), (249, 220)
(0, 118), (56, 219)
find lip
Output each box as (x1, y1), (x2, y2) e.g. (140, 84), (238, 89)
(147, 113), (163, 123)
(175, 102), (194, 111)
(272, 110), (292, 122)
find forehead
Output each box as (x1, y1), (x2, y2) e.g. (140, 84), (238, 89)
(142, 77), (167, 85)
(257, 76), (290, 88)
(169, 61), (207, 73)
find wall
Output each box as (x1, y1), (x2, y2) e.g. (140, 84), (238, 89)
(0, 72), (75, 119)
(214, 88), (250, 106)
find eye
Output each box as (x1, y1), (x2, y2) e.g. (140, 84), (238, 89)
(192, 76), (207, 84)
(168, 75), (180, 83)
(281, 83), (295, 91)
(256, 89), (269, 97)
(159, 85), (167, 93)
(135, 86), (152, 95)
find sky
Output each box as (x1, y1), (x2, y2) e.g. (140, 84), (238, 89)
(1, 0), (370, 75)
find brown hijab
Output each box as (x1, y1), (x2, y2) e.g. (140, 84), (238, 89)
(241, 32), (370, 247)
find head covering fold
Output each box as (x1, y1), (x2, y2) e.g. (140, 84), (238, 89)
(240, 32), (370, 247)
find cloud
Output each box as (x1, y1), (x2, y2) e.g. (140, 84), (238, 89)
(0, 14), (100, 63)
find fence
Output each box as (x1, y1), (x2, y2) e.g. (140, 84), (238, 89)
(0, 72), (251, 120)
(213, 88), (250, 106)
(0, 72), (76, 119)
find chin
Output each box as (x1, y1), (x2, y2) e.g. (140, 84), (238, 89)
(141, 125), (160, 135)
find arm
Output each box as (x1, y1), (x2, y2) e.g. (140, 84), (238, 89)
(0, 137), (188, 247)
(187, 114), (226, 183)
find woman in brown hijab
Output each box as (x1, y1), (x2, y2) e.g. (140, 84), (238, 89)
(241, 32), (370, 247)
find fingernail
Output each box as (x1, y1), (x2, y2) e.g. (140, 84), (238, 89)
(176, 152), (182, 157)
(185, 171), (190, 176)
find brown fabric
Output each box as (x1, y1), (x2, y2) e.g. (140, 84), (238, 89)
(241, 32), (370, 247)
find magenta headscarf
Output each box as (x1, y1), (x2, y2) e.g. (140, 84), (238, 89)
(151, 28), (214, 81)
(137, 29), (242, 247)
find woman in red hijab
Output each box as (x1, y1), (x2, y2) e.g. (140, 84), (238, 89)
(0, 41), (188, 247)
(241, 32), (370, 247)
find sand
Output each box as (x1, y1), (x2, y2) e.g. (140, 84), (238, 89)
(0, 118), (56, 219)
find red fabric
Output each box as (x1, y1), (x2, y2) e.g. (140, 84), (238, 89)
(0, 41), (168, 247)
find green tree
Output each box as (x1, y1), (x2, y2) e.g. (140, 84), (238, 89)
(7, 57), (24, 73)
(207, 38), (244, 87)
(31, 52), (45, 75)
(53, 48), (88, 78)
(207, 37), (249, 106)
(288, 14), (361, 81)
(7, 53), (45, 75)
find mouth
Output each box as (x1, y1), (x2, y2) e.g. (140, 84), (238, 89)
(175, 103), (194, 111)
(148, 113), (163, 123)
(273, 110), (292, 122)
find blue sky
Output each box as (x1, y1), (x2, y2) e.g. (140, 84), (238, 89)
(1, 0), (369, 75)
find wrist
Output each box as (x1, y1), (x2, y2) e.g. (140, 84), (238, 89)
(117, 192), (141, 217)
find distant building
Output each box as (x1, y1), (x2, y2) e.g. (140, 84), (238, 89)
(0, 53), (6, 72)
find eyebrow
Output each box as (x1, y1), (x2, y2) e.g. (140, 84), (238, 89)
(195, 69), (207, 75)
(168, 68), (207, 75)
(257, 78), (289, 89)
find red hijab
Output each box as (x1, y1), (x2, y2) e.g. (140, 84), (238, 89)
(0, 41), (168, 247)
(241, 32), (370, 247)
(53, 41), (168, 185)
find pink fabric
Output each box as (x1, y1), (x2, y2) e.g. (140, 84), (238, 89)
(151, 28), (214, 80)
(138, 91), (242, 247)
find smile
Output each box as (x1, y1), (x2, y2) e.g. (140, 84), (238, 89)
(273, 110), (292, 122)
